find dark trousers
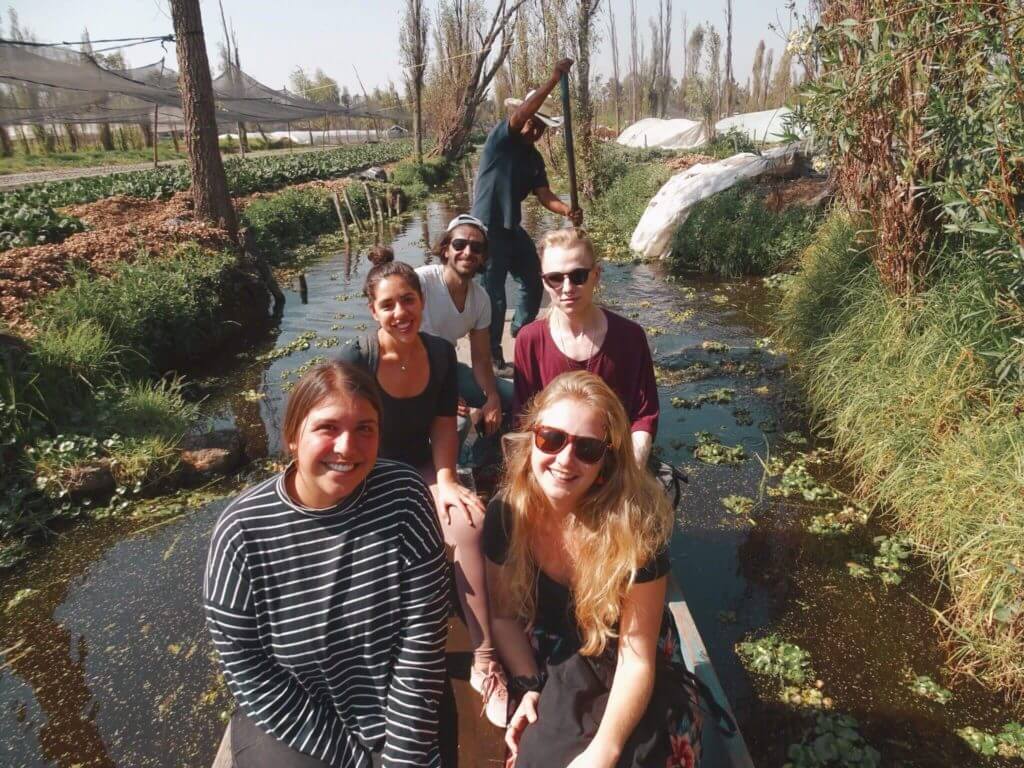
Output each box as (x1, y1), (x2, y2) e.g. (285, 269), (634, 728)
(482, 225), (542, 359)
(227, 710), (382, 768)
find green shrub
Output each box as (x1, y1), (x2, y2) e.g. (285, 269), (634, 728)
(241, 188), (336, 261)
(779, 211), (1024, 691)
(35, 244), (237, 372)
(589, 161), (672, 258)
(589, 143), (672, 193)
(703, 128), (758, 159)
(390, 157), (454, 199)
(670, 181), (822, 276)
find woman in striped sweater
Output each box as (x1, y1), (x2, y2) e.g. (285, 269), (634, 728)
(205, 361), (449, 768)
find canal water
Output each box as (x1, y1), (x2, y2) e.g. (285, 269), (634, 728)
(0, 170), (1018, 767)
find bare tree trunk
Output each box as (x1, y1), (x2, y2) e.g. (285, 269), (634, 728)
(761, 48), (773, 110)
(0, 126), (12, 158)
(724, 0), (733, 117)
(432, 0), (529, 160)
(608, 7), (622, 135)
(171, 128), (181, 153)
(401, 0), (428, 163)
(171, 0), (237, 236)
(573, 0), (600, 199)
(139, 120), (154, 148)
(99, 123), (114, 151)
(659, 0), (672, 117)
(63, 123), (80, 152)
(629, 0), (639, 122)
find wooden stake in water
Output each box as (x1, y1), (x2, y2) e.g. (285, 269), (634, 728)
(331, 191), (350, 247)
(342, 188), (362, 233)
(362, 182), (377, 226)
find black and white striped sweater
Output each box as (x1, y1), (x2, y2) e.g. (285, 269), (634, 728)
(204, 461), (449, 767)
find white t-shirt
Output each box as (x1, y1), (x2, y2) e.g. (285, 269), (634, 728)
(416, 264), (492, 345)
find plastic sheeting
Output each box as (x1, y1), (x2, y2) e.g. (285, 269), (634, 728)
(629, 144), (801, 260)
(616, 117), (708, 150)
(714, 108), (795, 143)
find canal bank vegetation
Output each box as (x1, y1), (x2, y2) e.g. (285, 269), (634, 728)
(0, 151), (456, 567)
(671, 180), (822, 276)
(779, 1), (1024, 692)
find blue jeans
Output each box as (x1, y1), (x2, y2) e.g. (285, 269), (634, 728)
(482, 225), (542, 359)
(456, 362), (513, 466)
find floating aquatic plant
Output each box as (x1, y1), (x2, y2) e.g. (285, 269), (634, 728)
(783, 714), (881, 768)
(871, 535), (913, 585)
(781, 681), (834, 710)
(736, 633), (813, 685)
(806, 506), (868, 537)
(732, 407), (754, 426)
(667, 309), (695, 324)
(722, 495), (755, 517)
(905, 673), (952, 705)
(254, 330), (317, 362)
(692, 432), (746, 464)
(957, 723), (1024, 758)
(775, 457), (841, 502)
(6, 588), (38, 613)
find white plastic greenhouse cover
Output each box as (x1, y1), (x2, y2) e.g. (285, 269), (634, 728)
(629, 144), (801, 260)
(616, 117), (708, 150)
(714, 108), (795, 142)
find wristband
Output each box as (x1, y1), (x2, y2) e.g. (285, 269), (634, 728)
(510, 672), (547, 695)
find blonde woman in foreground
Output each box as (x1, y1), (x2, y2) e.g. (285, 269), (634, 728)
(484, 371), (704, 768)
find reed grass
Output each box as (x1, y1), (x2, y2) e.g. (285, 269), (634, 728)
(779, 212), (1024, 691)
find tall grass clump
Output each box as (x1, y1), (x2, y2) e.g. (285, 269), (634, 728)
(779, 211), (1024, 691)
(670, 181), (822, 276)
(35, 244), (237, 373)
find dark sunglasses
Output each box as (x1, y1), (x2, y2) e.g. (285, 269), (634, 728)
(542, 267), (592, 289)
(532, 425), (609, 464)
(450, 238), (485, 255)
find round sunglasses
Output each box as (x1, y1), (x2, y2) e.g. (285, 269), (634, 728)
(450, 238), (485, 255)
(541, 267), (592, 289)
(532, 425), (609, 464)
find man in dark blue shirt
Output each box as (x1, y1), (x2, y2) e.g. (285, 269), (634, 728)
(472, 58), (583, 374)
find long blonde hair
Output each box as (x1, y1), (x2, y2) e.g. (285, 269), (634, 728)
(498, 371), (674, 656)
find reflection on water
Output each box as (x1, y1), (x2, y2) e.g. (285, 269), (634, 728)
(1, 175), (1018, 768)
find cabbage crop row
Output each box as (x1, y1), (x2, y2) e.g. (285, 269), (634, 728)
(0, 140), (413, 252)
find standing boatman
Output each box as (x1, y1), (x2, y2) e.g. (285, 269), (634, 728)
(472, 58), (584, 376)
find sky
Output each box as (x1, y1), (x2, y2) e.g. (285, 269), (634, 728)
(8, 0), (804, 98)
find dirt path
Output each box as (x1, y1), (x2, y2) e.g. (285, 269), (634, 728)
(0, 143), (370, 192)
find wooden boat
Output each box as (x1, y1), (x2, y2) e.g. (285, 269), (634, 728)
(443, 574), (755, 768)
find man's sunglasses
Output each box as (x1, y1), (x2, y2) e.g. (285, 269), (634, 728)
(542, 267), (592, 289)
(532, 425), (609, 464)
(451, 238), (485, 255)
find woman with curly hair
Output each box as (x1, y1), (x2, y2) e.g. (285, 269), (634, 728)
(485, 371), (703, 768)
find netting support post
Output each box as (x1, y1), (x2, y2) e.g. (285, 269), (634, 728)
(287, 122), (292, 153)
(153, 105), (160, 168)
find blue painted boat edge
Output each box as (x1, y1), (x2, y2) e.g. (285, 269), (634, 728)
(667, 578), (756, 768)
